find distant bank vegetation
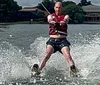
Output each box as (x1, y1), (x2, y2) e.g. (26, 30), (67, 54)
(0, 0), (91, 24)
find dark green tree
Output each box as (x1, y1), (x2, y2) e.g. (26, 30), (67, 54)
(0, 0), (22, 22)
(62, 4), (84, 23)
(62, 1), (76, 7)
(54, 0), (63, 2)
(78, 0), (91, 6)
(81, 0), (87, 4)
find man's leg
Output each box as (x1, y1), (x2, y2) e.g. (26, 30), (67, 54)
(61, 46), (74, 66)
(39, 45), (54, 71)
(61, 46), (78, 73)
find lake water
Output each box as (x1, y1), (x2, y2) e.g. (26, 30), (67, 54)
(0, 24), (100, 85)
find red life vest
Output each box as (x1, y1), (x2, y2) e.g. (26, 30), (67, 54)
(49, 13), (67, 35)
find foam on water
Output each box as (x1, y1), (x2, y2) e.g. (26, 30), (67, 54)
(1, 31), (100, 84)
(30, 35), (100, 80)
(30, 37), (68, 69)
(0, 42), (31, 83)
(71, 36), (100, 78)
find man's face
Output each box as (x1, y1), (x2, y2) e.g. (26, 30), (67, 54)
(54, 3), (62, 15)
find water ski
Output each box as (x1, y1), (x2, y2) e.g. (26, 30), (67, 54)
(31, 64), (41, 78)
(69, 65), (81, 78)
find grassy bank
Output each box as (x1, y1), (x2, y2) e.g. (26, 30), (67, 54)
(0, 21), (47, 25)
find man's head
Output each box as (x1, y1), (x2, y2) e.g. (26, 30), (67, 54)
(54, 2), (62, 15)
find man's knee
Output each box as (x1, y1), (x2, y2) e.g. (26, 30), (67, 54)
(61, 46), (70, 52)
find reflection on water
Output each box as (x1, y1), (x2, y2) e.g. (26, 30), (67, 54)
(0, 24), (100, 84)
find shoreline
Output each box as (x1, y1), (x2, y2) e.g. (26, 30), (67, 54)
(0, 21), (100, 25)
(0, 21), (48, 25)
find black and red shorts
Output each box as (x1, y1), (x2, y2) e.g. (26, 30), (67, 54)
(46, 37), (71, 53)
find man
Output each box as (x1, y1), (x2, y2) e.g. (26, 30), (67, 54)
(32, 2), (78, 75)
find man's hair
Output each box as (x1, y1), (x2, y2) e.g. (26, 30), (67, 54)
(54, 2), (62, 7)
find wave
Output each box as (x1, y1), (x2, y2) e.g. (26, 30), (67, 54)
(0, 41), (30, 82)
(0, 33), (100, 83)
(30, 35), (100, 79)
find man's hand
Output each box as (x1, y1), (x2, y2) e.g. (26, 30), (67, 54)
(48, 15), (56, 24)
(60, 21), (66, 26)
(64, 15), (69, 23)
